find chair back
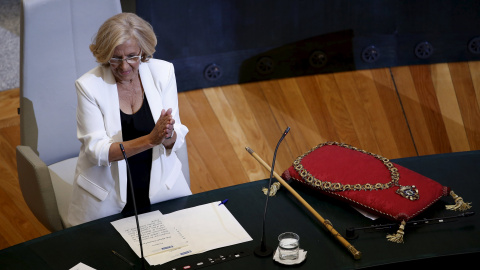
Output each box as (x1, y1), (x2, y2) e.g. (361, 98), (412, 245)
(18, 0), (122, 231)
(20, 0), (122, 165)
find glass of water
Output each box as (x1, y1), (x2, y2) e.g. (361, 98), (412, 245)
(278, 232), (300, 260)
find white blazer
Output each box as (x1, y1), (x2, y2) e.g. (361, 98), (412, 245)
(67, 59), (191, 226)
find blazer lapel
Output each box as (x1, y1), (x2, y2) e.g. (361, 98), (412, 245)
(140, 62), (162, 121)
(101, 66), (128, 203)
(139, 62), (165, 198)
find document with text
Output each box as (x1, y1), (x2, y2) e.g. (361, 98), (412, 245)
(111, 201), (252, 265)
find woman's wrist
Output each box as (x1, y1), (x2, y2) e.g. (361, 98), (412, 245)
(163, 129), (176, 149)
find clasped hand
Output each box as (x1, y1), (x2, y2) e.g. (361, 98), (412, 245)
(150, 108), (175, 146)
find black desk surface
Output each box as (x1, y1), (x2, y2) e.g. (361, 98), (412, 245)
(1, 151), (479, 269)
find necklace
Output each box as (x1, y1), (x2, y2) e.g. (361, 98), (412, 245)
(293, 142), (419, 201)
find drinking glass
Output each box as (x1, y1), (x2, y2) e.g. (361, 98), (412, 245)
(277, 232), (299, 260)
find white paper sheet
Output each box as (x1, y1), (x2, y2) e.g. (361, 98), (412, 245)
(351, 206), (379, 220)
(69, 262), (96, 270)
(111, 210), (188, 257)
(111, 202), (252, 266)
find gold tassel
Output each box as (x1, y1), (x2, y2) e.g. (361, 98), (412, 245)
(262, 182), (281, 196)
(446, 191), (472, 211)
(386, 220), (406, 243)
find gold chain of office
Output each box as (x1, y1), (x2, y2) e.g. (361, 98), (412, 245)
(293, 141), (419, 200)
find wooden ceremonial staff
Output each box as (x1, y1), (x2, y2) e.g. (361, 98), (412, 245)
(246, 146), (362, 260)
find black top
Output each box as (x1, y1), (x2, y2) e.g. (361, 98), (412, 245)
(120, 94), (155, 216)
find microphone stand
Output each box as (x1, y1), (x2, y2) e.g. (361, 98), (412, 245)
(254, 127), (290, 257)
(119, 144), (147, 270)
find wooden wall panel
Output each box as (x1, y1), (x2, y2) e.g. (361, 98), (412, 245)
(448, 62), (480, 149)
(353, 70), (409, 158)
(295, 76), (338, 142)
(370, 68), (417, 157)
(178, 93), (221, 193)
(334, 71), (380, 154)
(411, 65), (452, 153)
(268, 78), (325, 157)
(469, 61), (480, 109)
(430, 63), (470, 152)
(0, 89), (20, 128)
(182, 61), (480, 192)
(240, 82), (295, 175)
(178, 90), (249, 193)
(313, 74), (358, 147)
(203, 86), (267, 182)
(392, 62), (480, 156)
(391, 66), (440, 155)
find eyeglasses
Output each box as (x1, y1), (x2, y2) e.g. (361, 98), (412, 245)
(108, 51), (142, 66)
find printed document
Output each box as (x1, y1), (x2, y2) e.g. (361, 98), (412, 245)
(111, 201), (252, 265)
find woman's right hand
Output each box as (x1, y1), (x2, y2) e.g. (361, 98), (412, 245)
(149, 108), (175, 146)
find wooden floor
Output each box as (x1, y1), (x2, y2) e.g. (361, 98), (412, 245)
(1, 61), (480, 250)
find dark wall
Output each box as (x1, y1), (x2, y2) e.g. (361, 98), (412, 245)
(136, 0), (480, 92)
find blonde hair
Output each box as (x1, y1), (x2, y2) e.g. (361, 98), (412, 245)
(90, 13), (157, 66)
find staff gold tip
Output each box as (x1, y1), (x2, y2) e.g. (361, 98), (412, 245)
(349, 246), (362, 260)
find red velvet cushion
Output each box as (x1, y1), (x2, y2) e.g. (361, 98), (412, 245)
(282, 142), (450, 221)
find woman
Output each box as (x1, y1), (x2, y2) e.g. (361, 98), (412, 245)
(67, 13), (191, 226)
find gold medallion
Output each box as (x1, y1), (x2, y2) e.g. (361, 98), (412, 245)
(395, 185), (419, 201)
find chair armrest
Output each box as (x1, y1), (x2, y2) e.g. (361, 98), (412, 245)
(16, 145), (63, 232)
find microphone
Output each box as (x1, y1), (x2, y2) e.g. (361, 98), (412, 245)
(254, 126), (290, 257)
(119, 144), (147, 269)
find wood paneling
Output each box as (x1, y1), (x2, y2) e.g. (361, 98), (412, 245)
(430, 63), (470, 152)
(392, 63), (480, 155)
(2, 61), (480, 250)
(449, 62), (480, 149)
(0, 88), (20, 128)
